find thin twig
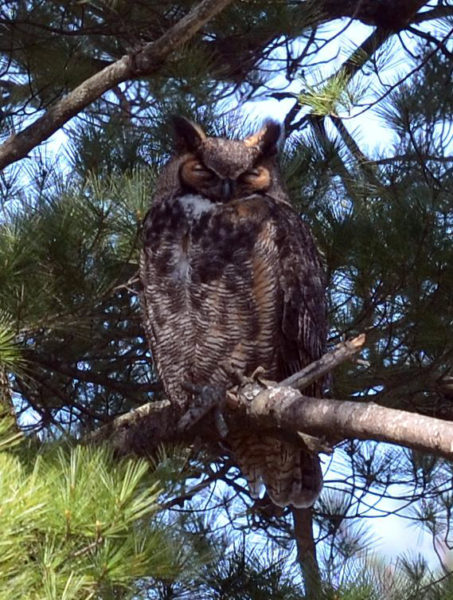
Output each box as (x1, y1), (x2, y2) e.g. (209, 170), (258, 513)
(280, 334), (365, 390)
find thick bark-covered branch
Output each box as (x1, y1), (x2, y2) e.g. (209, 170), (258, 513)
(322, 0), (428, 29)
(292, 507), (321, 600)
(91, 336), (453, 464)
(0, 0), (235, 171)
(94, 386), (453, 462)
(240, 387), (453, 461)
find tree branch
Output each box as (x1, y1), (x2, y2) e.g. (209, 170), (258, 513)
(292, 507), (321, 600)
(90, 336), (453, 466)
(280, 333), (365, 390)
(413, 6), (453, 23)
(0, 0), (235, 171)
(243, 388), (453, 461)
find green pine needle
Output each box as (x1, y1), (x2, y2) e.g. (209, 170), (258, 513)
(0, 312), (22, 371)
(298, 69), (366, 117)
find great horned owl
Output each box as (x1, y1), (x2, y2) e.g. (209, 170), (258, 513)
(140, 116), (327, 508)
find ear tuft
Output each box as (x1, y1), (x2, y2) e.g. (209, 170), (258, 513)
(244, 121), (281, 155)
(171, 116), (206, 153)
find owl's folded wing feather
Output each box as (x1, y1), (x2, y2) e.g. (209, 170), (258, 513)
(275, 204), (327, 388)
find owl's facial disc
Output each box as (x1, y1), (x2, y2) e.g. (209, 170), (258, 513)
(180, 158), (271, 202)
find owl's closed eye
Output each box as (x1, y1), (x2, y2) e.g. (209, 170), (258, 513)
(180, 159), (271, 200)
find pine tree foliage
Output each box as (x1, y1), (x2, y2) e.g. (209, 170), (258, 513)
(0, 312), (22, 372)
(0, 0), (452, 596)
(297, 70), (367, 118)
(0, 411), (198, 600)
(1, 165), (157, 430)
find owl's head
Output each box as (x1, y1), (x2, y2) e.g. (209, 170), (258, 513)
(173, 116), (281, 202)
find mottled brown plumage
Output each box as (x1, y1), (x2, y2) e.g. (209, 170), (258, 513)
(140, 117), (327, 508)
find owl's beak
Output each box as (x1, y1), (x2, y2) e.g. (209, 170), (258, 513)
(221, 178), (235, 200)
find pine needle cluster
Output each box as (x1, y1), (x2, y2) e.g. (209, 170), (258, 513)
(0, 411), (196, 599)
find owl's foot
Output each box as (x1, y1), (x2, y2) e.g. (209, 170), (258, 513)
(249, 366), (274, 388)
(224, 364), (273, 389)
(177, 382), (227, 437)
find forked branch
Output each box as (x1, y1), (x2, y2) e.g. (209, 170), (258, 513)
(91, 333), (453, 466)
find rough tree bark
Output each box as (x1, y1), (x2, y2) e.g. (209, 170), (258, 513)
(292, 507), (322, 600)
(90, 335), (453, 464)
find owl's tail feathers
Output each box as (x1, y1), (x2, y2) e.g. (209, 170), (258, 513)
(263, 443), (322, 508)
(230, 434), (322, 509)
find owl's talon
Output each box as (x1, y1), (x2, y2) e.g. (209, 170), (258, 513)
(221, 363), (243, 387)
(222, 364), (271, 388)
(249, 366), (274, 388)
(250, 366), (265, 379)
(233, 366), (273, 389)
(181, 381), (205, 406)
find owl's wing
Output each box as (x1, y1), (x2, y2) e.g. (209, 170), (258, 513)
(275, 203), (327, 387)
(229, 198), (326, 507)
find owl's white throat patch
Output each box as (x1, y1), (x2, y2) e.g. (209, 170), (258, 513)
(178, 194), (214, 221)
(172, 194), (213, 282)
